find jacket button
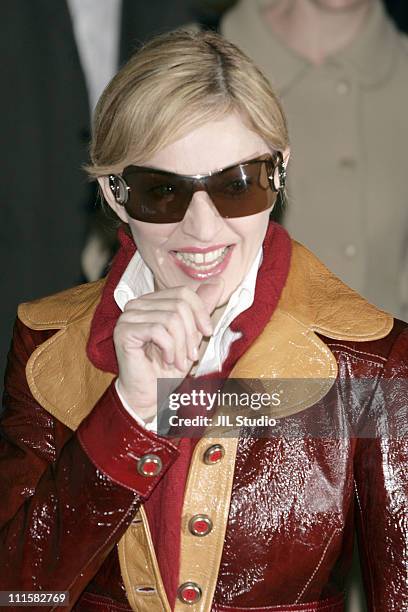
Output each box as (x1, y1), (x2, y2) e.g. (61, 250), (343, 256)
(336, 79), (350, 95)
(203, 444), (225, 465)
(189, 514), (213, 536)
(339, 156), (357, 170)
(344, 243), (357, 258)
(137, 454), (162, 476)
(177, 582), (202, 604)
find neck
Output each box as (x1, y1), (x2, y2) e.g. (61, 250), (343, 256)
(263, 0), (373, 65)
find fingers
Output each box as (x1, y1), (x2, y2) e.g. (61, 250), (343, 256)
(195, 277), (225, 315)
(118, 309), (190, 370)
(126, 298), (200, 361)
(136, 286), (213, 336)
(117, 280), (225, 375)
(114, 319), (176, 366)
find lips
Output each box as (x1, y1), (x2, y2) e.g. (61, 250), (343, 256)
(170, 245), (234, 279)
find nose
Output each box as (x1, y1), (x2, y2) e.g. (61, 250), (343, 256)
(180, 190), (224, 241)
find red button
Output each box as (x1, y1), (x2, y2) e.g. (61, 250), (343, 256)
(177, 582), (202, 604)
(203, 444), (225, 465)
(189, 514), (213, 536)
(137, 454), (162, 477)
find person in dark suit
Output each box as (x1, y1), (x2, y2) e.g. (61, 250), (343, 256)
(384, 0), (408, 31)
(0, 0), (196, 397)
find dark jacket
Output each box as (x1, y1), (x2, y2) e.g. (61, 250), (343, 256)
(1, 228), (407, 611)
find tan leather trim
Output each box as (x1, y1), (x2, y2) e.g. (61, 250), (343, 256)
(117, 507), (171, 612)
(279, 242), (393, 341)
(23, 293), (114, 431)
(229, 308), (338, 417)
(174, 436), (239, 612)
(18, 279), (106, 330)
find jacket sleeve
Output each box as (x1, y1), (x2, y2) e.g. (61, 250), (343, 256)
(353, 326), (408, 610)
(0, 319), (179, 608)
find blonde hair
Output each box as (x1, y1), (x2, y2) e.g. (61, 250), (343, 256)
(87, 29), (289, 178)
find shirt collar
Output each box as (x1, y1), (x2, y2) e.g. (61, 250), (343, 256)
(221, 0), (399, 92)
(114, 250), (154, 311)
(212, 246), (262, 337)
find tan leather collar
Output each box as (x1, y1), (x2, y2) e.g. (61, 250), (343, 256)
(280, 241), (392, 341)
(18, 279), (114, 431)
(18, 241), (393, 430)
(19, 279), (106, 330)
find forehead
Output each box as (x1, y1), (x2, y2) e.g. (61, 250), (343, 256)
(140, 113), (270, 175)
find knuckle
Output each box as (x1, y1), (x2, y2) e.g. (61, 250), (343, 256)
(113, 322), (125, 340)
(123, 298), (138, 312)
(151, 322), (165, 336)
(174, 298), (185, 310)
(174, 299), (191, 319)
(178, 286), (193, 301)
(167, 311), (181, 327)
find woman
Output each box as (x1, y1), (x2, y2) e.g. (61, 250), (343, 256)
(1, 30), (407, 612)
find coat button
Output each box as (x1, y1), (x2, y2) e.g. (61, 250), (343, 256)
(189, 514), (213, 536)
(137, 454), (162, 476)
(336, 79), (350, 95)
(203, 444), (225, 465)
(344, 244), (357, 258)
(177, 582), (202, 604)
(339, 157), (357, 170)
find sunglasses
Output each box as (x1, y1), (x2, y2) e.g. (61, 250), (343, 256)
(108, 153), (286, 224)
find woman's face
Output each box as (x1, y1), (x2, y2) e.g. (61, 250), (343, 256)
(102, 113), (279, 306)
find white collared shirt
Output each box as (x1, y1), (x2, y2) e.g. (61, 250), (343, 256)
(114, 248), (262, 431)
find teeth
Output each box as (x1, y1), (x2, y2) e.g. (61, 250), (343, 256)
(175, 247), (228, 269)
(204, 248), (223, 263)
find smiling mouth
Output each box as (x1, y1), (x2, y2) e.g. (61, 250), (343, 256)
(170, 245), (234, 278)
(173, 246), (229, 270)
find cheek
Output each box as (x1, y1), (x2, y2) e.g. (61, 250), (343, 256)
(228, 211), (271, 251)
(128, 222), (172, 265)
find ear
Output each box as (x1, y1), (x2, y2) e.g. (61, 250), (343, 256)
(97, 176), (129, 224)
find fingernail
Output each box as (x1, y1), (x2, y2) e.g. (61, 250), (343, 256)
(192, 346), (198, 360)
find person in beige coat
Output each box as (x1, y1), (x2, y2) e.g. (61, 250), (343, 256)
(221, 0), (408, 320)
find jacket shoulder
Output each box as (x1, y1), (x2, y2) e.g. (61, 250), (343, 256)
(319, 318), (408, 364)
(17, 279), (106, 330)
(280, 241), (394, 343)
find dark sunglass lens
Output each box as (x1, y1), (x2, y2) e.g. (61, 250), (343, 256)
(208, 160), (276, 218)
(122, 170), (192, 222)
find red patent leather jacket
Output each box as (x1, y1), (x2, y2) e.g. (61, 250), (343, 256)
(1, 226), (408, 612)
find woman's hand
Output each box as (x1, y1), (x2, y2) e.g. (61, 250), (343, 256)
(114, 278), (224, 421)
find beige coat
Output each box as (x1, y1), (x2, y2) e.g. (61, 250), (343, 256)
(221, 0), (408, 319)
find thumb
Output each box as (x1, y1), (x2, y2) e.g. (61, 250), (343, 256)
(196, 276), (225, 315)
